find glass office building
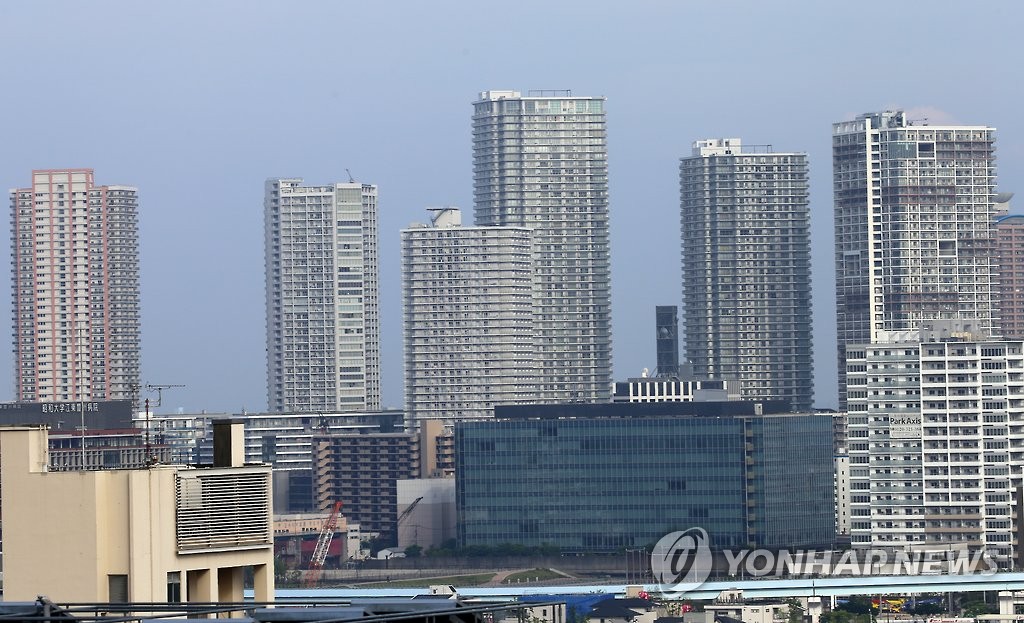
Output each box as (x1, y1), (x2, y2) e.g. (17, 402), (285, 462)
(456, 402), (834, 552)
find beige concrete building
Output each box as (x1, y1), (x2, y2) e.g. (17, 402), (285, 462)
(0, 421), (274, 603)
(396, 478), (456, 550)
(418, 419), (454, 478)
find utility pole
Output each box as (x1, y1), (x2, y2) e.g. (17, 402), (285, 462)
(79, 322), (87, 469)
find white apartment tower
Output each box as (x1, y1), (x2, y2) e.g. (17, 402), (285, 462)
(472, 90), (612, 402)
(680, 139), (814, 411)
(401, 208), (537, 425)
(10, 169), (141, 402)
(834, 111), (998, 407)
(264, 178), (380, 413)
(846, 321), (1024, 561)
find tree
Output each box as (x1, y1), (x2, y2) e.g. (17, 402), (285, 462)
(786, 599), (805, 623)
(274, 555), (290, 583)
(820, 611), (870, 623)
(962, 600), (996, 618)
(837, 597), (876, 617)
(274, 555), (301, 587)
(908, 603), (944, 616)
(405, 544), (423, 558)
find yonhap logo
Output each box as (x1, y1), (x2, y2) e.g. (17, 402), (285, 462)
(650, 529), (999, 597)
(651, 527), (712, 594)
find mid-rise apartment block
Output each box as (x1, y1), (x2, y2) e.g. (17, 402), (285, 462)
(401, 208), (537, 425)
(846, 321), (1023, 561)
(834, 112), (998, 406)
(10, 169), (140, 403)
(680, 139), (813, 411)
(264, 178), (380, 413)
(313, 431), (418, 545)
(473, 90), (612, 402)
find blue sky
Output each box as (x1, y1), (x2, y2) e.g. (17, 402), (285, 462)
(1, 1), (1020, 413)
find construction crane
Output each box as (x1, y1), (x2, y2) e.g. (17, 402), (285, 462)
(304, 501), (343, 588)
(397, 497), (425, 550)
(397, 497), (424, 526)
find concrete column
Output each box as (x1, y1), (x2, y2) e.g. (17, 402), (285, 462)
(187, 568), (217, 618)
(218, 566), (245, 615)
(807, 597), (823, 623)
(213, 420), (246, 467)
(253, 563), (275, 604)
(999, 591), (1015, 616)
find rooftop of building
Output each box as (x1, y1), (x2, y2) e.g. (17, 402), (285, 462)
(476, 89), (603, 101)
(491, 400), (794, 420)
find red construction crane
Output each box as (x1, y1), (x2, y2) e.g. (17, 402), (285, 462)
(304, 501), (343, 588)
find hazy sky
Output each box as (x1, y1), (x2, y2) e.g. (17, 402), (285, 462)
(1, 1), (1021, 414)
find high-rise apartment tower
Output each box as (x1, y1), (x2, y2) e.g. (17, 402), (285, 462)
(472, 90), (612, 402)
(833, 111), (998, 407)
(10, 169), (140, 402)
(680, 139), (814, 411)
(264, 178), (380, 413)
(846, 321), (1023, 560)
(994, 193), (1024, 340)
(401, 208), (537, 425)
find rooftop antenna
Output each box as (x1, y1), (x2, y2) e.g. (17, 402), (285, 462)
(144, 383), (184, 465)
(346, 168), (355, 183)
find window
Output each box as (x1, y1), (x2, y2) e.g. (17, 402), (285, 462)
(167, 571), (182, 603)
(108, 574), (128, 602)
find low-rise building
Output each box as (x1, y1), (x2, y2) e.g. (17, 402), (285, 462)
(0, 420), (274, 603)
(47, 428), (172, 470)
(273, 512), (362, 568)
(704, 591), (796, 623)
(612, 377), (742, 403)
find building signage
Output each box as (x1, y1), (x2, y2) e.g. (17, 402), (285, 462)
(889, 414), (921, 439)
(0, 400), (133, 429)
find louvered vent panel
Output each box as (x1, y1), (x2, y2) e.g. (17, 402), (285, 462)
(176, 470), (271, 552)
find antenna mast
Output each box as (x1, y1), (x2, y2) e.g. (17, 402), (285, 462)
(144, 383), (184, 465)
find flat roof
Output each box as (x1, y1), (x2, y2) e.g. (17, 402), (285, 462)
(492, 400), (793, 420)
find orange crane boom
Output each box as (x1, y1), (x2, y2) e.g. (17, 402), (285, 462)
(304, 501), (343, 588)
